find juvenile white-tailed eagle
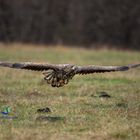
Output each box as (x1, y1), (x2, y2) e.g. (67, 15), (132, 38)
(0, 62), (139, 87)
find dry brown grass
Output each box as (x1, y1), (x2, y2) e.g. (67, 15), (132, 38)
(0, 43), (140, 140)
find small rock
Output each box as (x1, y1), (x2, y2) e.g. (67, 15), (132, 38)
(37, 107), (51, 113)
(98, 92), (111, 98)
(91, 91), (111, 98)
(36, 116), (65, 122)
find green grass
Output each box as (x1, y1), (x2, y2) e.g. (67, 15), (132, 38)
(0, 44), (140, 140)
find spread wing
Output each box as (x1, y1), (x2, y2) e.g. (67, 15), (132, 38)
(0, 62), (60, 71)
(76, 64), (140, 74)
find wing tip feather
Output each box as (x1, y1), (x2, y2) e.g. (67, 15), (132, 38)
(12, 63), (24, 69)
(118, 66), (129, 71)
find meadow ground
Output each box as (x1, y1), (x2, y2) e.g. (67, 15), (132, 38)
(0, 44), (140, 140)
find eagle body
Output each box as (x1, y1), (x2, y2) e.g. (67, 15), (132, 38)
(0, 62), (140, 87)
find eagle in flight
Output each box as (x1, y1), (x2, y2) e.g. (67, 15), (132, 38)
(0, 62), (139, 87)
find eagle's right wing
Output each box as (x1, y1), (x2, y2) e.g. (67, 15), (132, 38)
(0, 62), (60, 71)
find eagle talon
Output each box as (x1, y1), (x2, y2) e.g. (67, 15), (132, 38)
(42, 66), (76, 87)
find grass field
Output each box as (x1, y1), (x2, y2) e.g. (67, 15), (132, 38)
(0, 44), (140, 140)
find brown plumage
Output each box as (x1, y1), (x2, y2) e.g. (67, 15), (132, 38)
(0, 62), (140, 87)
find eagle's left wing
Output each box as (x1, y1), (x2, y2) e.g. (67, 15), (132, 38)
(75, 64), (140, 74)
